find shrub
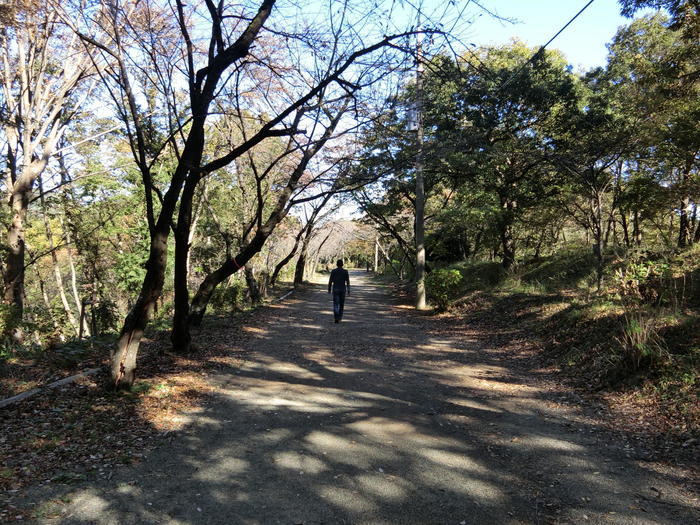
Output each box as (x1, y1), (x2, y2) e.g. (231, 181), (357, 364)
(426, 269), (463, 310)
(92, 299), (120, 334)
(616, 310), (670, 370)
(209, 281), (245, 314)
(614, 258), (672, 306)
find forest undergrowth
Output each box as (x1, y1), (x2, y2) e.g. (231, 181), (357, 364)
(419, 246), (700, 468)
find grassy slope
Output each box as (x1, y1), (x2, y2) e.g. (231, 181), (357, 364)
(439, 246), (699, 451)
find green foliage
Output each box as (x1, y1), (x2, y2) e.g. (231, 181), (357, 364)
(610, 249), (700, 309)
(615, 259), (670, 299)
(616, 310), (670, 370)
(0, 303), (22, 350)
(1, 303), (65, 356)
(209, 281), (246, 314)
(519, 248), (598, 292)
(130, 381), (152, 394)
(426, 269), (463, 310)
(92, 300), (121, 334)
(114, 246), (148, 296)
(452, 261), (508, 290)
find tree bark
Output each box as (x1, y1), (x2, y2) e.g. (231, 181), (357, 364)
(678, 195), (691, 248)
(4, 182), (31, 340)
(189, 216), (289, 327)
(244, 265), (262, 305)
(678, 160), (693, 248)
(293, 240), (309, 286)
(620, 210), (630, 248)
(497, 199), (517, 270)
(414, 49), (426, 310)
(593, 193), (604, 292)
(500, 224), (516, 270)
(374, 236), (379, 271)
(110, 0), (277, 386)
(112, 229), (170, 387)
(33, 265), (64, 342)
(1, 13), (91, 341)
(270, 235), (302, 286)
(171, 175), (199, 354)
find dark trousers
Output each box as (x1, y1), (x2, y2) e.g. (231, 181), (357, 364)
(332, 290), (346, 321)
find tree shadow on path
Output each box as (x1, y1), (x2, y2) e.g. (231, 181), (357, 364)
(20, 272), (700, 524)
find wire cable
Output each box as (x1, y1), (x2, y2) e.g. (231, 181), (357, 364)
(498, 0), (597, 91)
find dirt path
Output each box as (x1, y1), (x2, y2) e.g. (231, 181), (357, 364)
(20, 273), (699, 524)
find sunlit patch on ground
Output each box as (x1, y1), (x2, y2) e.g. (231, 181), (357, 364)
(241, 326), (268, 335)
(3, 274), (698, 524)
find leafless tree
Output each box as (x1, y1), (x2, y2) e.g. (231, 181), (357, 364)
(68, 0), (457, 387)
(0, 2), (94, 340)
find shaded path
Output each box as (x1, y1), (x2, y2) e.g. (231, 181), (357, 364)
(25, 273), (699, 524)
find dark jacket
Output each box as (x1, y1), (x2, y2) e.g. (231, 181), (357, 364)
(328, 268), (350, 293)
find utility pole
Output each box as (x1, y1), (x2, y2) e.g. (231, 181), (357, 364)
(414, 31), (427, 310)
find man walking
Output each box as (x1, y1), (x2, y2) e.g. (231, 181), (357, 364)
(328, 259), (350, 323)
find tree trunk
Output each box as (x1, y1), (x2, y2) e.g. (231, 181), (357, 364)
(114, 121), (205, 386)
(112, 230), (169, 388)
(47, 236), (79, 336)
(593, 193), (604, 292)
(171, 175), (199, 355)
(500, 225), (516, 270)
(270, 232), (304, 286)
(678, 195), (691, 248)
(185, 182), (206, 283)
(497, 194), (517, 270)
(374, 237), (379, 271)
(620, 211), (630, 248)
(66, 237), (91, 336)
(3, 183), (31, 341)
(189, 257), (241, 327)
(110, 0), (275, 388)
(1, 17), (89, 341)
(310, 254), (321, 277)
(472, 230), (483, 260)
(189, 226), (278, 327)
(244, 265), (262, 305)
(293, 239), (309, 286)
(604, 215), (614, 247)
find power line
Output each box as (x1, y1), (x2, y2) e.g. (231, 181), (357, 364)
(499, 0), (597, 91)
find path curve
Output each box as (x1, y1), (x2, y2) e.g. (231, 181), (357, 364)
(24, 272), (700, 524)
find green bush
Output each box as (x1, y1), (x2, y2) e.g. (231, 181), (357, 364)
(616, 310), (670, 370)
(93, 299), (121, 334)
(209, 281), (245, 314)
(426, 269), (463, 310)
(453, 261), (507, 290)
(614, 258), (672, 306)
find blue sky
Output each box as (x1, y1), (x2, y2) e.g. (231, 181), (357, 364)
(465, 0), (644, 71)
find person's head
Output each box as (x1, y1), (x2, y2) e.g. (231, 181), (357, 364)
(336, 259), (344, 268)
